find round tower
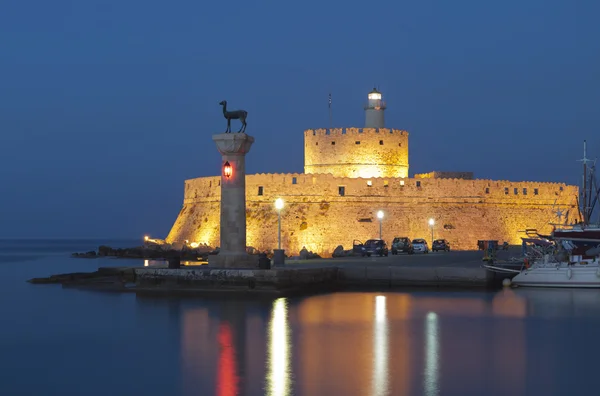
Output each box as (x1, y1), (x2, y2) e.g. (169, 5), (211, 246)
(304, 128), (409, 179)
(364, 88), (386, 128)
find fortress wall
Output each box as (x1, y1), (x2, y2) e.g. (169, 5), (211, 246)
(166, 173), (579, 256)
(303, 128), (409, 178)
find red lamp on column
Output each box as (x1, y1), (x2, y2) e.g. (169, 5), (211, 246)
(223, 161), (232, 178)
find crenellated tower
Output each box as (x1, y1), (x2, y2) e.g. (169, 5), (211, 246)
(303, 88), (408, 179)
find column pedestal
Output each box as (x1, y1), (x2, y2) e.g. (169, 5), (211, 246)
(208, 133), (259, 269)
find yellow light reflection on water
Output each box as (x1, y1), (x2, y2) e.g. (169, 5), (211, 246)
(424, 312), (439, 396)
(144, 259), (149, 267)
(371, 295), (389, 396)
(266, 298), (291, 396)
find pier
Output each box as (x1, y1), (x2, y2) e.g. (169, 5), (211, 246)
(29, 249), (517, 296)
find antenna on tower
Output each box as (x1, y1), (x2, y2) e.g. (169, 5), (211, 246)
(328, 92), (332, 131)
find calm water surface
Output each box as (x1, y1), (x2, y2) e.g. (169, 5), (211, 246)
(1, 239), (599, 396)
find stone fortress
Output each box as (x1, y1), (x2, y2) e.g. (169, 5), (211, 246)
(166, 88), (579, 257)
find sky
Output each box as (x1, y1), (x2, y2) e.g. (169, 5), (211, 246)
(1, 0), (599, 239)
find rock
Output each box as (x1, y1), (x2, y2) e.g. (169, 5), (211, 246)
(300, 247), (309, 260)
(71, 251), (97, 258)
(332, 245), (344, 258)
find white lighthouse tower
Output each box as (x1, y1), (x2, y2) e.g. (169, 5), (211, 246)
(364, 87), (386, 128)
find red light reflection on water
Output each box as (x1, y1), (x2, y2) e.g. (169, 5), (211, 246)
(216, 322), (239, 396)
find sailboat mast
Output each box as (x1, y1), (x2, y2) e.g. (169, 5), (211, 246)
(583, 140), (588, 225)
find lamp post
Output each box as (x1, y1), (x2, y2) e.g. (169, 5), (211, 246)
(275, 198), (284, 250)
(377, 210), (384, 239)
(428, 218), (435, 247)
(274, 198), (285, 267)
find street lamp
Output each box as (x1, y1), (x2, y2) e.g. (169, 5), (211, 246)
(377, 210), (384, 239)
(428, 218), (435, 247)
(275, 198), (284, 250)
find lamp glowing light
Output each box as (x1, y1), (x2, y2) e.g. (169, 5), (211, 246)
(428, 218), (435, 248)
(275, 198), (284, 250)
(368, 92), (382, 100)
(223, 161), (232, 178)
(144, 235), (149, 241)
(275, 198), (284, 211)
(377, 210), (384, 239)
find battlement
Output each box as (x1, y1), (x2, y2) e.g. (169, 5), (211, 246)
(415, 171), (475, 180)
(183, 173), (578, 205)
(304, 127), (410, 179)
(304, 127), (408, 137)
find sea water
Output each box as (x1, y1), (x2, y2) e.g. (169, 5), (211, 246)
(1, 239), (599, 396)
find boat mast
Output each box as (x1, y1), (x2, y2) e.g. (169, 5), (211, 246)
(579, 140), (590, 225)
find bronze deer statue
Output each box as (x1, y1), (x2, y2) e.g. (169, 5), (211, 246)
(219, 100), (247, 133)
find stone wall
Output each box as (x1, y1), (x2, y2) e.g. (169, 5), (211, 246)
(303, 128), (409, 178)
(415, 171), (475, 180)
(165, 173), (579, 257)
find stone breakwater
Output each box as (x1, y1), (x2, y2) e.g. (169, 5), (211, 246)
(71, 244), (219, 261)
(27, 262), (508, 296)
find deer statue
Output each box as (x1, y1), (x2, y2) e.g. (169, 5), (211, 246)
(219, 100), (248, 133)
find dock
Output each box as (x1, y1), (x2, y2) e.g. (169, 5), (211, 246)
(28, 249), (517, 296)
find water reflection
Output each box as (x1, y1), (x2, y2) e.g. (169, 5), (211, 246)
(266, 298), (291, 396)
(423, 312), (439, 396)
(217, 322), (239, 396)
(371, 295), (389, 396)
(166, 288), (600, 396)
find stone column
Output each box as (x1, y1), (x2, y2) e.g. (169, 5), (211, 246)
(208, 133), (259, 268)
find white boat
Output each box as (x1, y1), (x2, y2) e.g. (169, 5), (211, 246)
(512, 140), (600, 288)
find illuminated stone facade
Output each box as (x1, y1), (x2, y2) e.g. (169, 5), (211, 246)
(304, 128), (409, 179)
(166, 171), (578, 256)
(165, 89), (579, 256)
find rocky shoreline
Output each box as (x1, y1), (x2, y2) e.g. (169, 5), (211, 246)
(71, 244), (325, 261)
(71, 244), (219, 261)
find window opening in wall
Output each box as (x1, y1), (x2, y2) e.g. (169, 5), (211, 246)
(379, 140), (384, 145)
(331, 141), (335, 145)
(514, 188), (518, 195)
(384, 180), (389, 187)
(316, 142), (318, 145)
(523, 188), (527, 195)
(338, 186), (345, 196)
(312, 130), (316, 135)
(258, 186), (263, 196)
(534, 188), (539, 195)
(400, 180), (405, 186)
(367, 180), (373, 187)
(398, 143), (402, 147)
(485, 187), (489, 194)
(560, 186), (564, 191)
(355, 141), (360, 145)
(504, 187), (509, 195)
(416, 181), (421, 187)
(218, 180), (221, 186)
(292, 177), (297, 184)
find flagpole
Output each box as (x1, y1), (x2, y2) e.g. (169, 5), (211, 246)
(328, 93), (332, 130)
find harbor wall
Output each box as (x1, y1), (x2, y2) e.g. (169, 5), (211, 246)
(165, 173), (579, 257)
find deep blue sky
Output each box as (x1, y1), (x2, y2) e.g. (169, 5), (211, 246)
(1, 0), (598, 239)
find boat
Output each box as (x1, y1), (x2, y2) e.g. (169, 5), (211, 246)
(511, 140), (600, 288)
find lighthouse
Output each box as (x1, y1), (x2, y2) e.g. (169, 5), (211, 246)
(364, 87), (386, 128)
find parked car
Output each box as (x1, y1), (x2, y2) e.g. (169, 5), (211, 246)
(412, 238), (429, 254)
(362, 239), (389, 257)
(432, 239), (450, 252)
(391, 237), (414, 255)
